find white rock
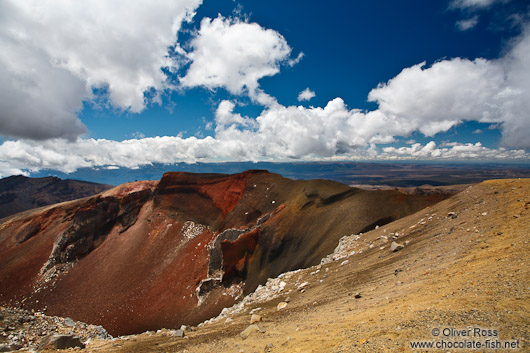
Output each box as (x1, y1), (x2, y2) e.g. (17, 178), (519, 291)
(297, 282), (309, 291)
(250, 314), (262, 324)
(277, 302), (288, 311)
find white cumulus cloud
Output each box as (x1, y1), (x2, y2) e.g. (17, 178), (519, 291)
(368, 26), (530, 149)
(367, 58), (505, 136)
(180, 15), (298, 105)
(0, 0), (202, 140)
(297, 88), (316, 102)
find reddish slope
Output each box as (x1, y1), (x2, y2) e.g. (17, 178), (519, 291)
(0, 171), (450, 335)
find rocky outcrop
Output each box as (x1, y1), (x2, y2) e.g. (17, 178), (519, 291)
(0, 306), (109, 350)
(39, 334), (85, 350)
(40, 188), (152, 275)
(221, 228), (259, 281)
(40, 196), (119, 274)
(0, 170), (451, 336)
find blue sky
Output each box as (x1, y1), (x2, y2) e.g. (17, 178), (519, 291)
(82, 0), (517, 141)
(0, 0), (529, 177)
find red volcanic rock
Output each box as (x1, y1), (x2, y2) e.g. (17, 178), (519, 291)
(0, 170), (452, 336)
(221, 228), (259, 281)
(154, 172), (250, 230)
(199, 173), (248, 216)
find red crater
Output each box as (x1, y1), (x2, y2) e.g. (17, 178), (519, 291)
(0, 170), (451, 335)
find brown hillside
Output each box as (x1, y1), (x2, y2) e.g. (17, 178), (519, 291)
(67, 179), (530, 353)
(0, 171), (448, 337)
(75, 178), (529, 353)
(0, 175), (112, 219)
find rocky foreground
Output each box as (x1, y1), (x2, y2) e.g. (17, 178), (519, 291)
(0, 306), (110, 351)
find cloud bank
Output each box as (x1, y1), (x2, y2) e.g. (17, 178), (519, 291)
(381, 141), (528, 160)
(1, 136), (527, 178)
(0, 0), (202, 140)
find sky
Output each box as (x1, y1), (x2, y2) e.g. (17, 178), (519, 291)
(1, 0), (530, 177)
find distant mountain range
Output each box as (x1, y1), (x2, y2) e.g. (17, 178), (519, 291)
(0, 175), (112, 219)
(29, 161), (530, 187)
(3, 161), (529, 219)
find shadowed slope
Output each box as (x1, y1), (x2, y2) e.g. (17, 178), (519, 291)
(0, 170), (450, 335)
(0, 175), (112, 219)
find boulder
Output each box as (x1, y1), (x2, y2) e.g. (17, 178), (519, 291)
(40, 334), (85, 350)
(250, 314), (262, 324)
(240, 324), (265, 339)
(390, 242), (404, 252)
(64, 317), (76, 327)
